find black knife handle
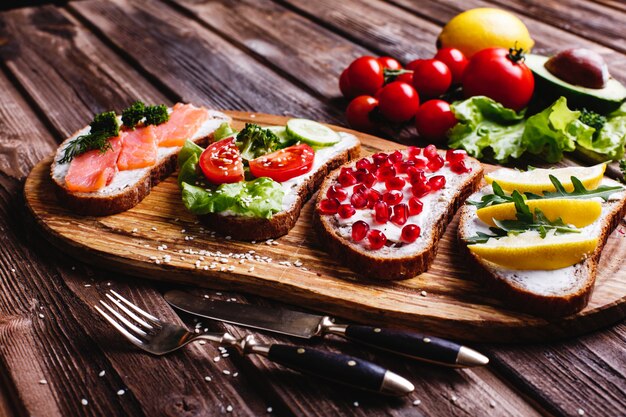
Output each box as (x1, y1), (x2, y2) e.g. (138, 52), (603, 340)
(341, 325), (465, 366)
(255, 344), (413, 396)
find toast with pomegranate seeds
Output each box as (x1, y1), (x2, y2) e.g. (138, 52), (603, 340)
(313, 146), (483, 280)
(457, 170), (626, 317)
(51, 103), (230, 216)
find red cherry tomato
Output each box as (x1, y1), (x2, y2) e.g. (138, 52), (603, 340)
(434, 47), (468, 85)
(346, 95), (379, 131)
(377, 56), (402, 70)
(377, 81), (420, 123)
(396, 72), (413, 84)
(414, 99), (458, 141)
(347, 56), (384, 96)
(409, 59), (452, 99)
(462, 48), (535, 111)
(249, 144), (315, 183)
(339, 68), (356, 99)
(199, 137), (244, 184)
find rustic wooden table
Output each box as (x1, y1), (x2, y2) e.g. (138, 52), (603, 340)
(1, 1), (625, 416)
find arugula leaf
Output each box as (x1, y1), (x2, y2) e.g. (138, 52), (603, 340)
(464, 229), (507, 244)
(468, 181), (515, 208)
(525, 175), (623, 202)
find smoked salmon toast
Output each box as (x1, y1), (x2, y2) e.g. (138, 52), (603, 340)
(51, 102), (230, 216)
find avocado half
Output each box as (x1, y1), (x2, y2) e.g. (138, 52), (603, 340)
(525, 54), (626, 114)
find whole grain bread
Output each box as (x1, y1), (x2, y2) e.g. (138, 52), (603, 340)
(313, 149), (483, 281)
(457, 179), (626, 317)
(201, 133), (361, 240)
(50, 109), (230, 216)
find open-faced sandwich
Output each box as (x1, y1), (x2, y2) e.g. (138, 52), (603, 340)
(51, 101), (230, 216)
(177, 119), (360, 240)
(313, 146), (483, 280)
(458, 164), (626, 317)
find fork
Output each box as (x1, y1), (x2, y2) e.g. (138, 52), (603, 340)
(94, 290), (414, 396)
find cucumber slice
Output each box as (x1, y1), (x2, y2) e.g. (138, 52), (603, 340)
(266, 126), (296, 147)
(286, 119), (341, 147)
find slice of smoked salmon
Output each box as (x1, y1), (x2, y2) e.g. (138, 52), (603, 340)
(117, 125), (158, 171)
(154, 103), (209, 147)
(65, 136), (122, 193)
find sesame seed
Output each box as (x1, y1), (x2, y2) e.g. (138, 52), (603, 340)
(489, 400), (496, 408)
(38, 313), (44, 319)
(232, 372), (238, 377)
(223, 370), (231, 375)
(267, 406), (273, 413)
(578, 409), (585, 416)
(131, 228), (138, 233)
(205, 376), (212, 382)
(151, 227), (157, 231)
(214, 356), (220, 362)
(450, 395), (457, 402)
(81, 399), (88, 406)
(353, 401), (359, 407)
(226, 405), (233, 413)
(84, 284), (91, 287)
(199, 341), (206, 345)
(420, 290), (427, 297)
(117, 390), (125, 396)
(39, 379), (47, 385)
(99, 371), (105, 377)
(413, 399), (421, 406)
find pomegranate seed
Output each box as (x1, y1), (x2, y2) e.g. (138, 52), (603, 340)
(407, 146), (421, 158)
(391, 203), (409, 226)
(374, 201), (390, 224)
(376, 165), (396, 181)
(413, 158), (426, 169)
(407, 167), (426, 183)
(338, 204), (356, 219)
(412, 181), (431, 198)
(350, 192), (368, 208)
(386, 177), (406, 191)
(326, 185), (347, 201)
(338, 172), (357, 187)
(427, 155), (444, 172)
(356, 158), (374, 172)
(351, 220), (369, 242)
(408, 197), (423, 215)
(383, 190), (403, 206)
(389, 150), (403, 163)
(372, 153), (389, 166)
(366, 188), (382, 208)
(353, 183), (367, 194)
(428, 175), (446, 191)
(450, 160), (471, 174)
(446, 149), (466, 163)
(340, 167), (355, 176)
(367, 229), (387, 249)
(424, 144), (438, 160)
(353, 169), (368, 183)
(395, 160), (414, 174)
(318, 198), (340, 214)
(401, 224), (421, 243)
(363, 172), (377, 187)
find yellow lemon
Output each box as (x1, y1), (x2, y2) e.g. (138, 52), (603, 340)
(437, 8), (534, 58)
(476, 199), (602, 228)
(468, 232), (597, 270)
(485, 164), (606, 194)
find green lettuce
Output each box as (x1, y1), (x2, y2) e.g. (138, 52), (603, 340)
(577, 104), (626, 160)
(214, 122), (237, 141)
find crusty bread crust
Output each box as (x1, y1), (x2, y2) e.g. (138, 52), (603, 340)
(50, 111), (229, 216)
(313, 151), (483, 281)
(458, 184), (626, 317)
(200, 143), (361, 240)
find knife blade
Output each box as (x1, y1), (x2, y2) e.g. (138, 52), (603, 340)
(165, 290), (488, 367)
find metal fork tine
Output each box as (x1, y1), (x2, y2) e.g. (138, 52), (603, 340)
(99, 300), (147, 337)
(105, 293), (154, 329)
(110, 290), (160, 323)
(94, 305), (144, 346)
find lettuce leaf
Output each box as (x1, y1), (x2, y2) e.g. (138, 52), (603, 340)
(576, 105), (626, 160)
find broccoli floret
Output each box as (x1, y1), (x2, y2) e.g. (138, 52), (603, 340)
(90, 111), (120, 136)
(236, 123), (280, 161)
(58, 111), (119, 163)
(122, 101), (146, 128)
(144, 104), (169, 126)
(579, 108), (606, 132)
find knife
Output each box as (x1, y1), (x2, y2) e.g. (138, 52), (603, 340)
(165, 290), (488, 367)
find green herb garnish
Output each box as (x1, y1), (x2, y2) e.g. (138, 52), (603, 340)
(619, 159), (626, 183)
(579, 108), (606, 132)
(121, 100), (146, 128)
(58, 111), (119, 164)
(144, 104), (169, 126)
(236, 123), (281, 161)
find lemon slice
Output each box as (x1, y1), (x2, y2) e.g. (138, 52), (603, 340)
(485, 164), (606, 194)
(476, 199), (602, 228)
(468, 232), (597, 270)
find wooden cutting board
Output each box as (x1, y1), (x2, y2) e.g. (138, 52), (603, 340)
(24, 111), (626, 343)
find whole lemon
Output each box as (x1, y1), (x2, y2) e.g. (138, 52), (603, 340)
(437, 8), (534, 58)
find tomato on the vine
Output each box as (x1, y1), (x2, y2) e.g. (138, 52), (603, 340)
(462, 47), (534, 111)
(434, 47), (468, 85)
(199, 137), (244, 184)
(377, 81), (420, 123)
(377, 56), (402, 70)
(346, 95), (379, 131)
(408, 59), (452, 99)
(346, 56), (384, 96)
(339, 68), (356, 99)
(249, 144), (315, 183)
(414, 99), (457, 141)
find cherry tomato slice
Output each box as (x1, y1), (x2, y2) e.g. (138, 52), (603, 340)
(199, 137), (245, 184)
(249, 144), (315, 183)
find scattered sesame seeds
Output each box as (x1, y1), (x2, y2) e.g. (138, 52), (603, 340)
(412, 399), (421, 406)
(99, 371), (105, 377)
(81, 398), (88, 406)
(39, 379), (47, 385)
(117, 389), (125, 396)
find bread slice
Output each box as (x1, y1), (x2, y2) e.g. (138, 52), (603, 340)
(457, 178), (626, 317)
(313, 149), (483, 280)
(51, 108), (230, 216)
(199, 132), (361, 240)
